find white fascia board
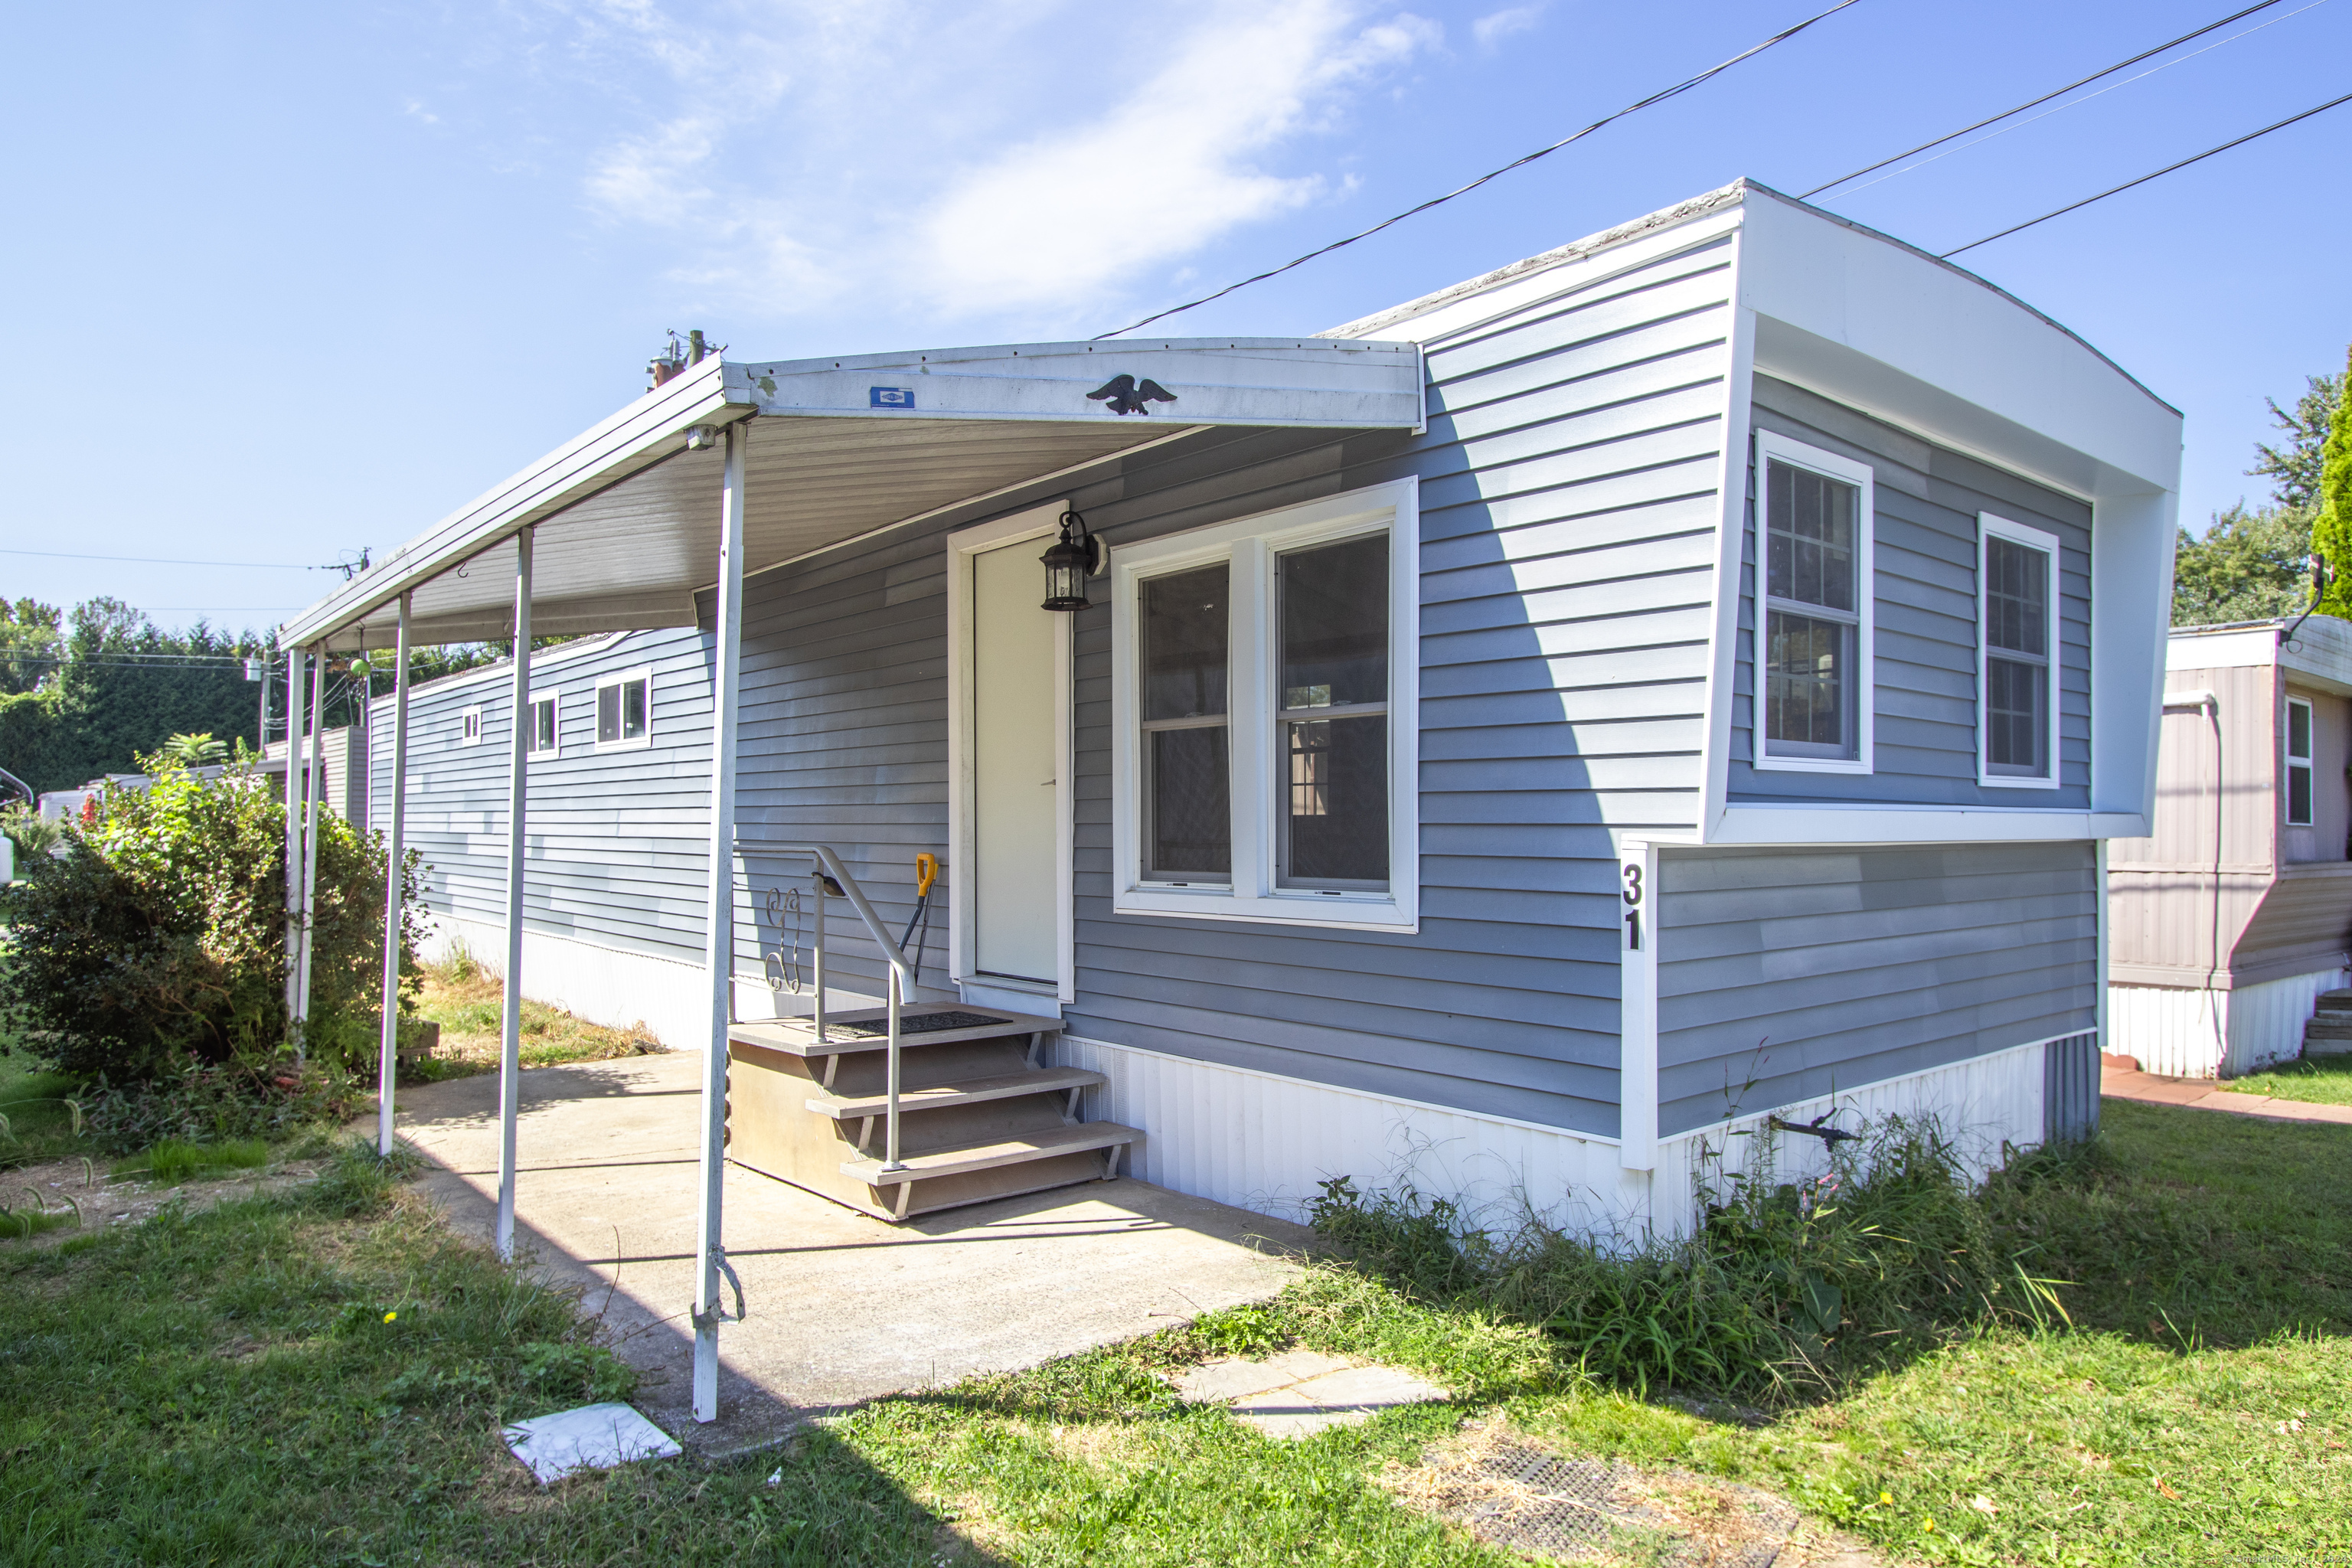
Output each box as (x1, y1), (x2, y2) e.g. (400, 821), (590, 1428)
(2167, 625), (2282, 670)
(1710, 804), (2148, 844)
(281, 357), (740, 651)
(729, 338), (1423, 430)
(1736, 188), (2181, 502)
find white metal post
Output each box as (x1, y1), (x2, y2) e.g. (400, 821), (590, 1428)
(495, 529), (534, 1260)
(377, 595), (412, 1158)
(296, 645), (329, 1044)
(693, 423), (747, 1424)
(283, 648), (306, 1026)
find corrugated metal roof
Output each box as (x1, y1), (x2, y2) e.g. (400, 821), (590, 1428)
(282, 338), (1422, 652)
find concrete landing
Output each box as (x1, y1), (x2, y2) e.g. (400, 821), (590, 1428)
(388, 1050), (1311, 1450)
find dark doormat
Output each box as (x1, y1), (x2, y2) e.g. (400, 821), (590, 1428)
(827, 1010), (1016, 1037)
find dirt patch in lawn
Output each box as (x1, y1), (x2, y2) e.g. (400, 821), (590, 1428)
(0, 1152), (331, 1248)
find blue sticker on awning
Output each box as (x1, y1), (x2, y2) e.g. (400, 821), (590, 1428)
(870, 387), (915, 409)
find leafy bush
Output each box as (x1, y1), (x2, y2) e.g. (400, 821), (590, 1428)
(0, 752), (423, 1086)
(1310, 1116), (2066, 1401)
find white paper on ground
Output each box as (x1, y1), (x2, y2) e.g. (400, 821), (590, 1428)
(503, 1402), (682, 1484)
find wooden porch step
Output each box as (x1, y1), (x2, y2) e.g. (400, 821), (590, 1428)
(730, 1006), (1060, 1059)
(841, 1122), (1142, 1186)
(807, 1066), (1103, 1119)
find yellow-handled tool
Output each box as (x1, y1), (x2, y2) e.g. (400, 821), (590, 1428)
(899, 853), (941, 985)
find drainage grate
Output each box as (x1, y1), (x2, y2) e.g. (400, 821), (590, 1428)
(1394, 1430), (1802, 1566)
(828, 1010), (1017, 1038)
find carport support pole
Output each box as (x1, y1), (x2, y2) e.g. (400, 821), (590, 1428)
(282, 648), (307, 1027)
(495, 529), (535, 1260)
(693, 421), (747, 1425)
(377, 594), (412, 1158)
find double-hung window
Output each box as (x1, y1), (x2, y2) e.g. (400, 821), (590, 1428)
(1753, 433), (1873, 773)
(595, 669), (652, 750)
(1978, 513), (2061, 787)
(525, 691), (559, 757)
(2286, 697), (2315, 826)
(1113, 479), (1419, 930)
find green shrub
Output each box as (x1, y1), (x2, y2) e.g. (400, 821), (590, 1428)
(74, 1059), (360, 1155)
(1311, 1116), (2064, 1401)
(0, 753), (423, 1086)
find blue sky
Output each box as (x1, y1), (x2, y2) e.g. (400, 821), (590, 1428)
(3, 0), (2347, 635)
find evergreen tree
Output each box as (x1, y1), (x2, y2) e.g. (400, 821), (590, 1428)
(2321, 343), (2352, 619)
(2252, 368), (2344, 510)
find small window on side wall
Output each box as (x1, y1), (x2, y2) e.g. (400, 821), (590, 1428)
(526, 693), (559, 757)
(595, 670), (652, 750)
(459, 706), (483, 746)
(1978, 513), (2062, 788)
(2286, 697), (2315, 826)
(1753, 432), (1874, 773)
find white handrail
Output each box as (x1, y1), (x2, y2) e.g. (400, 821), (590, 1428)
(735, 839), (917, 1172)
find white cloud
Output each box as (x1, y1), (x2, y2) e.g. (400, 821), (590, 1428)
(1472, 5), (1544, 51)
(537, 0), (1440, 332)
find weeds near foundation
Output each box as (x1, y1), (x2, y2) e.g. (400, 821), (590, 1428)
(1311, 1116), (2073, 1401)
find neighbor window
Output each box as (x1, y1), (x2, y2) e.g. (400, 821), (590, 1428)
(525, 692), (559, 756)
(2287, 697), (2314, 826)
(1112, 479), (1419, 930)
(595, 671), (652, 750)
(459, 706), (483, 746)
(1978, 513), (2061, 787)
(1754, 433), (1873, 772)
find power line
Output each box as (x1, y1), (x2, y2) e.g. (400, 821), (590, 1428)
(1941, 88), (2352, 256)
(1802, 0), (2285, 198)
(1093, 0), (1865, 340)
(1825, 0), (2329, 201)
(0, 546), (348, 570)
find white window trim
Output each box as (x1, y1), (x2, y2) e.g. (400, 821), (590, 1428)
(1109, 477), (1419, 933)
(526, 688), (561, 759)
(458, 705), (484, 746)
(2285, 694), (2315, 827)
(1751, 430), (1875, 776)
(593, 666), (655, 752)
(1977, 511), (2063, 790)
(944, 501), (1076, 1006)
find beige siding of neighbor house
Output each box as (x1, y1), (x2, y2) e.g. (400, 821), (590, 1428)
(2109, 648), (2352, 991)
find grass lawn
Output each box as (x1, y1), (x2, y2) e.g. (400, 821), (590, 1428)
(2221, 1052), (2352, 1106)
(0, 1050), (87, 1171)
(407, 952), (665, 1078)
(4, 1099), (2347, 1565)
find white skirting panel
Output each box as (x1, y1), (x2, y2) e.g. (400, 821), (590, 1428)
(420, 913), (872, 1048)
(2109, 967), (2344, 1078)
(1650, 1037), (2050, 1233)
(1057, 1033), (2052, 1246)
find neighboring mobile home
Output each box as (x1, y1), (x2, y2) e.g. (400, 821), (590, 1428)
(318, 178), (2179, 1246)
(2106, 615), (2352, 1077)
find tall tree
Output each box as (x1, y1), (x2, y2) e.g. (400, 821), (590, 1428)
(2174, 502), (2314, 626)
(2252, 368), (2344, 510)
(2320, 344), (2352, 619)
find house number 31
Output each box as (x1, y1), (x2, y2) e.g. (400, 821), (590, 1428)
(1621, 862), (1645, 952)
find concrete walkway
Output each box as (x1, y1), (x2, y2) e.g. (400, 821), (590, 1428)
(2102, 1062), (2352, 1125)
(390, 1050), (1311, 1452)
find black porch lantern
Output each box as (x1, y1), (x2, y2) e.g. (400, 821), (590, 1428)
(1040, 508), (1102, 612)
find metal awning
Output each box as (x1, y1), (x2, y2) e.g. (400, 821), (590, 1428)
(281, 337), (1423, 651)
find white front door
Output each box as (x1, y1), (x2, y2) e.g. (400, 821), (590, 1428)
(969, 540), (1060, 983)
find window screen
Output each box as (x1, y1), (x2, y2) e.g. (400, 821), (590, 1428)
(2288, 697), (2314, 827)
(1984, 534), (2051, 778)
(1762, 459), (1861, 759)
(597, 678), (648, 746)
(526, 696), (557, 755)
(1138, 564), (1230, 880)
(1278, 534), (1388, 887)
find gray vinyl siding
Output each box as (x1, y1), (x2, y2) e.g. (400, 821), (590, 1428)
(368, 631), (720, 966)
(1654, 841), (2098, 1137)
(1730, 374), (2095, 808)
